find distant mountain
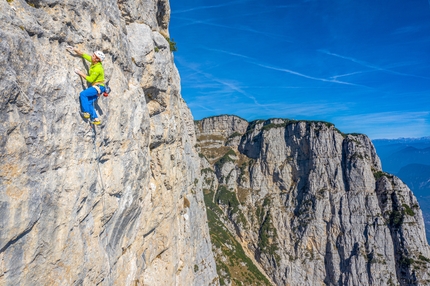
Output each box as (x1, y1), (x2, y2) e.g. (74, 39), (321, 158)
(397, 164), (430, 197)
(373, 137), (430, 244)
(373, 137), (430, 173)
(384, 146), (430, 174)
(373, 136), (430, 146)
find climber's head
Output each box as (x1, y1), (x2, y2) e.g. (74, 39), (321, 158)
(92, 51), (105, 63)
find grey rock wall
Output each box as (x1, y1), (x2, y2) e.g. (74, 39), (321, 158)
(196, 115), (430, 286)
(0, 0), (217, 285)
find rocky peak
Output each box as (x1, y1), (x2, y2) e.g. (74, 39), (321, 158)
(195, 115), (248, 137)
(196, 116), (430, 285)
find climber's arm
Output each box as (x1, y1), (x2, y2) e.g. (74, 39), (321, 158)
(85, 70), (100, 83)
(68, 46), (84, 56)
(74, 69), (87, 80)
(67, 46), (91, 62)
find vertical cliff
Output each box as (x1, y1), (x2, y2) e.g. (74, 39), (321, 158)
(0, 0), (217, 285)
(196, 115), (430, 286)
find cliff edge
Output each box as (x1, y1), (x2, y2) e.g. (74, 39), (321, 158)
(0, 0), (217, 285)
(196, 115), (430, 286)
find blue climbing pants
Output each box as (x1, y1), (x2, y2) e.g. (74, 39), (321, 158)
(80, 85), (105, 120)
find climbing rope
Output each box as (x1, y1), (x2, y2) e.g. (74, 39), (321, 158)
(91, 123), (114, 282)
(91, 123), (108, 238)
(91, 124), (106, 193)
(72, 48), (112, 280)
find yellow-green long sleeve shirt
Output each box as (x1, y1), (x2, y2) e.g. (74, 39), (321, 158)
(82, 53), (105, 85)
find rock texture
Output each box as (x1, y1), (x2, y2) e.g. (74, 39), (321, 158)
(196, 115), (430, 286)
(0, 0), (217, 285)
(2, 0), (430, 285)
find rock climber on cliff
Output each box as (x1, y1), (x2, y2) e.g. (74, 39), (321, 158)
(67, 46), (106, 125)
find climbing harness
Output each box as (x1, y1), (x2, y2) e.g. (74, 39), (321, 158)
(93, 82), (111, 98)
(93, 85), (101, 95)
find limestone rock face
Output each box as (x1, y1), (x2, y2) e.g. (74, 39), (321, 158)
(0, 0), (217, 285)
(196, 115), (430, 286)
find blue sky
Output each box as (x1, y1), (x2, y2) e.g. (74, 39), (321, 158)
(170, 0), (430, 139)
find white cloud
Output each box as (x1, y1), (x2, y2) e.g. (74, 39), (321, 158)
(249, 61), (362, 86)
(200, 47), (365, 87)
(319, 50), (430, 80)
(176, 57), (266, 107)
(334, 111), (430, 139)
(201, 47), (252, 60)
(173, 16), (295, 42)
(172, 1), (248, 14)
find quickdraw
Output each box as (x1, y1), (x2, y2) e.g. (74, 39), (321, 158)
(102, 85), (111, 97)
(94, 84), (111, 97)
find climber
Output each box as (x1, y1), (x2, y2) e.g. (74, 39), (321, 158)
(67, 46), (106, 125)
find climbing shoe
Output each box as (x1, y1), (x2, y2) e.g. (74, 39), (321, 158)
(80, 112), (90, 119)
(90, 119), (101, 125)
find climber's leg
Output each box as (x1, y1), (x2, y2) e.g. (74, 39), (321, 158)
(80, 87), (99, 120)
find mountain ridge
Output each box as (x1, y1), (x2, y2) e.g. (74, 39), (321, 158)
(196, 115), (430, 285)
